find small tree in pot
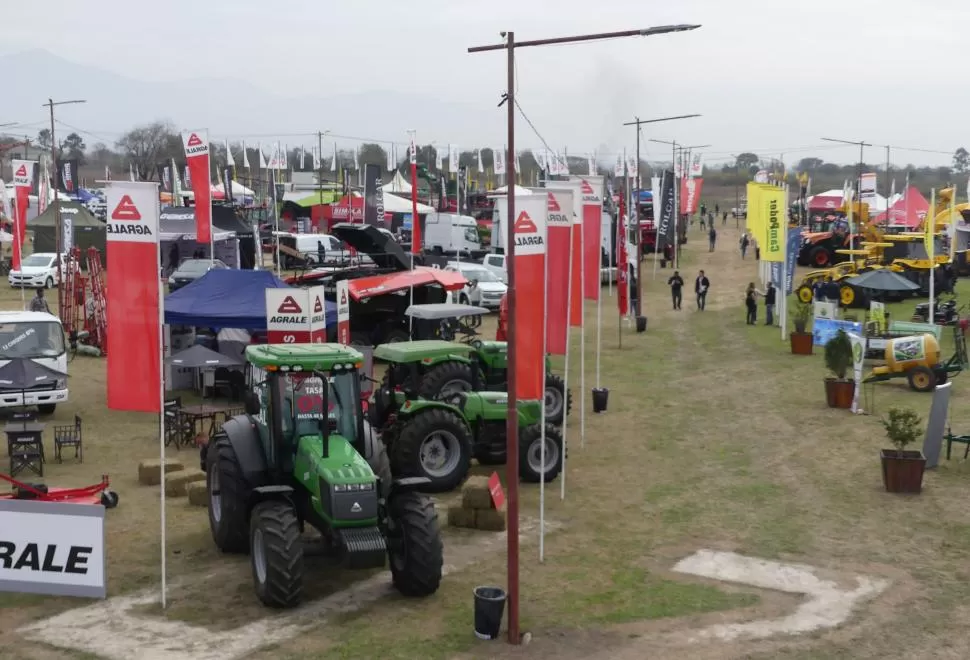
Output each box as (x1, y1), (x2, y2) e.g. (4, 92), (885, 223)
(790, 301), (813, 355)
(824, 329), (855, 408)
(880, 407), (926, 493)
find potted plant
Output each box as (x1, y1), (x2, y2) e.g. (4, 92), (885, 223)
(880, 407), (926, 493)
(823, 329), (855, 408)
(790, 301), (814, 355)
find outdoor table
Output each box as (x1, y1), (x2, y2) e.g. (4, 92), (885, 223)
(5, 421), (47, 463)
(180, 404), (229, 443)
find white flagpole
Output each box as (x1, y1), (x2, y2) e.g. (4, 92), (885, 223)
(207, 129), (214, 267)
(780, 183), (788, 340)
(929, 188), (936, 323)
(652, 174), (662, 280)
(561, 209), (575, 501)
(273, 142), (281, 277)
(158, 273), (167, 609)
(539, 209), (549, 562)
(580, 202), (586, 449)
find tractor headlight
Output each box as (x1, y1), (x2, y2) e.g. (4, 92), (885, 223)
(334, 484), (348, 492)
(333, 482), (374, 492)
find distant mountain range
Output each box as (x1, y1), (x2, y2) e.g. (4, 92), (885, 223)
(1, 49), (494, 148)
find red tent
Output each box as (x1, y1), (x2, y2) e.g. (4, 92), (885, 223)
(808, 192), (845, 211)
(870, 186), (928, 229)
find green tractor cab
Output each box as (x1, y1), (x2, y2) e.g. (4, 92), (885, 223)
(370, 364), (563, 493)
(200, 343), (443, 609)
(374, 326), (571, 425)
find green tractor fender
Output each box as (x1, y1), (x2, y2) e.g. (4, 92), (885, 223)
(396, 398), (467, 421)
(455, 392), (543, 427)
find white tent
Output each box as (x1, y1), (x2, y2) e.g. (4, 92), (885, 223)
(382, 171), (412, 194)
(213, 180), (256, 198)
(490, 184), (536, 196)
(384, 193), (434, 215)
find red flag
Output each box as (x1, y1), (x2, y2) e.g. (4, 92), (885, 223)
(617, 198), (629, 316)
(680, 177), (704, 215)
(512, 196), (547, 400)
(181, 131), (212, 244)
(577, 177), (604, 301)
(105, 183), (161, 412)
(11, 160), (34, 271)
(541, 189), (573, 355)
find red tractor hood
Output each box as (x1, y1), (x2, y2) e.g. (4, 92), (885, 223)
(348, 267), (467, 301)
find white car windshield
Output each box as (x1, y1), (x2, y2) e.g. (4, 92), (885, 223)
(20, 255), (53, 268)
(0, 322), (66, 358)
(460, 267), (500, 283)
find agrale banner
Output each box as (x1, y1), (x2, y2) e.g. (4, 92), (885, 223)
(181, 130), (212, 244)
(570, 175), (604, 302)
(11, 160), (34, 271)
(535, 188), (573, 355)
(336, 280), (351, 344)
(680, 177), (703, 215)
(512, 194), (548, 400)
(265, 290), (311, 344)
(105, 181), (161, 412)
(308, 286), (326, 343)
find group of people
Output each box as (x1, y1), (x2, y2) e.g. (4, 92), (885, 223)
(667, 270), (711, 311)
(744, 281), (777, 325)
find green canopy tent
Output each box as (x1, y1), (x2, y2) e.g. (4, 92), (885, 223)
(295, 190), (341, 207)
(28, 202), (106, 254)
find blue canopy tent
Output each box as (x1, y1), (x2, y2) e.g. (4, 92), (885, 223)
(164, 269), (336, 330)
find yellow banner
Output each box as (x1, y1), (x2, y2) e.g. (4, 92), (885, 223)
(760, 185), (786, 262)
(746, 182), (764, 246)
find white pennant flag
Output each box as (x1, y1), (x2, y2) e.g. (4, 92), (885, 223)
(614, 154), (624, 177)
(300, 146), (305, 170)
(283, 144), (289, 169)
(514, 150), (520, 171)
(689, 152), (704, 178)
(225, 140), (235, 167)
(387, 144), (395, 171)
(627, 155), (638, 179)
(409, 133), (417, 165)
(560, 150), (570, 175)
(258, 143), (267, 170)
(242, 140), (250, 169)
(493, 147), (506, 175)
(129, 163), (136, 182)
(435, 146), (444, 171)
(476, 148), (483, 172)
(0, 178), (9, 219)
(332, 142), (338, 171)
(449, 144), (460, 174)
(353, 146), (359, 171)
(312, 145), (320, 170)
(588, 153), (595, 176)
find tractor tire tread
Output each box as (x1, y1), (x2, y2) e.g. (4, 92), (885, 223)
(518, 423), (564, 483)
(388, 492), (443, 597)
(417, 361), (483, 402)
(251, 501), (304, 608)
(208, 433), (250, 554)
(389, 408), (472, 493)
(544, 373), (571, 424)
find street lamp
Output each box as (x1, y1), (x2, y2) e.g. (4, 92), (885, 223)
(621, 114), (700, 316)
(42, 98), (86, 321)
(467, 22), (701, 645)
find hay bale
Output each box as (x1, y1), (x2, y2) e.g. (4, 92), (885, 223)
(475, 508), (507, 532)
(462, 475), (494, 510)
(164, 469), (206, 497)
(186, 481), (208, 507)
(138, 458), (185, 486)
(447, 505), (476, 529)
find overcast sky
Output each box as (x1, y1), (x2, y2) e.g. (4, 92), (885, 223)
(4, 0), (967, 167)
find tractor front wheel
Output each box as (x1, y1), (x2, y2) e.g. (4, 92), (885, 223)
(796, 284), (814, 304)
(418, 361), (481, 404)
(250, 501), (304, 608)
(207, 433), (250, 554)
(809, 247), (831, 268)
(390, 409), (472, 493)
(519, 424), (564, 483)
(544, 374), (571, 425)
(386, 491), (443, 597)
(840, 284), (857, 307)
(907, 365), (936, 392)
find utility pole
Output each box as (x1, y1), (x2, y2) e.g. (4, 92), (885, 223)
(468, 22), (701, 645)
(621, 114), (699, 318)
(317, 131), (324, 211)
(42, 98), (86, 321)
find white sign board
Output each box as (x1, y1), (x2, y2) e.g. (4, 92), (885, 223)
(0, 499), (106, 598)
(307, 285), (326, 343)
(813, 301), (837, 320)
(265, 289), (310, 344)
(336, 280), (351, 345)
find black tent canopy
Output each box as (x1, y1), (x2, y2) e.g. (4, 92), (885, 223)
(160, 205), (256, 269)
(28, 202), (106, 254)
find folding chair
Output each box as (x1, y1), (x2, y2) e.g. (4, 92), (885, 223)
(8, 434), (43, 477)
(53, 415), (83, 463)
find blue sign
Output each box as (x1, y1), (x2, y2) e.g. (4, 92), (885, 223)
(813, 318), (863, 347)
(785, 227), (802, 295)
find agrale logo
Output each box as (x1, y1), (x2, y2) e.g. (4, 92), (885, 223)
(107, 194), (153, 236)
(183, 132), (209, 157)
(270, 295), (307, 324)
(513, 211), (543, 248)
(546, 193), (568, 225)
(580, 179), (600, 203)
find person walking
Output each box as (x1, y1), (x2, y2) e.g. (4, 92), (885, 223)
(764, 281), (777, 325)
(708, 226), (717, 252)
(695, 270), (710, 310)
(29, 287), (51, 314)
(714, 202), (719, 216)
(317, 240), (326, 265)
(699, 214), (706, 231)
(744, 282), (758, 324)
(722, 210), (728, 226)
(700, 202), (707, 218)
(667, 270), (684, 310)
(753, 236), (760, 261)
(740, 232), (750, 259)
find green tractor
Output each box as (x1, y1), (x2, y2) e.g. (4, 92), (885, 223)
(388, 306), (572, 425)
(200, 343), (443, 608)
(369, 358), (563, 493)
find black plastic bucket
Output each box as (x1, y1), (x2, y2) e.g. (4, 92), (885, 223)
(473, 586), (507, 640)
(636, 316), (647, 333)
(592, 387), (609, 413)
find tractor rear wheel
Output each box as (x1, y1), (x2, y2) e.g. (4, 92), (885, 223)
(386, 491), (443, 597)
(519, 424), (564, 483)
(418, 361), (482, 404)
(363, 421), (392, 498)
(250, 501), (304, 608)
(796, 284), (814, 304)
(390, 409), (472, 493)
(840, 284), (857, 307)
(907, 365), (936, 392)
(207, 433), (250, 554)
(544, 374), (571, 425)
(809, 247), (831, 267)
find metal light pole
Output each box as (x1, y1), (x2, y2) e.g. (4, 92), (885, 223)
(42, 98), (86, 320)
(468, 22), (701, 645)
(621, 114), (700, 317)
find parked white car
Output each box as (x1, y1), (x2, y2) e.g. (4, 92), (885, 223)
(480, 253), (507, 283)
(445, 261), (508, 309)
(8, 253), (69, 289)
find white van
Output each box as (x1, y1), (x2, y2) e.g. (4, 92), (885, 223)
(0, 311), (69, 414)
(424, 213), (482, 258)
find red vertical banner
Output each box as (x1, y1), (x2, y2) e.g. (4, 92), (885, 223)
(512, 194), (547, 400)
(537, 189), (573, 355)
(336, 280), (351, 344)
(680, 177), (703, 214)
(265, 289), (311, 343)
(574, 176), (603, 301)
(617, 195), (629, 316)
(181, 130), (212, 245)
(11, 160), (34, 271)
(308, 285), (326, 343)
(105, 181), (161, 412)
